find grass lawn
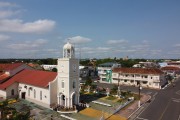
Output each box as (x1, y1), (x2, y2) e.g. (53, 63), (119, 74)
(105, 96), (117, 100)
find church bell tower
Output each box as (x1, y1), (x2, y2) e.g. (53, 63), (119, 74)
(57, 42), (79, 108)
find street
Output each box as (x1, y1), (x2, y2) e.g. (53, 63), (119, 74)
(135, 79), (180, 120)
(94, 79), (180, 120)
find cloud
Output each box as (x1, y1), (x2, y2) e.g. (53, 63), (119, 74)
(97, 47), (111, 51)
(0, 34), (10, 41)
(0, 10), (22, 19)
(0, 2), (18, 7)
(174, 44), (180, 47)
(167, 50), (180, 55)
(142, 40), (149, 44)
(0, 19), (55, 33)
(0, 2), (55, 34)
(65, 36), (92, 44)
(44, 49), (58, 52)
(8, 39), (47, 50)
(76, 46), (111, 55)
(131, 44), (149, 50)
(107, 39), (128, 45)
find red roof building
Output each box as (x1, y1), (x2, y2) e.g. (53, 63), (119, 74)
(99, 67), (166, 89)
(161, 66), (180, 75)
(0, 73), (10, 83)
(0, 63), (24, 71)
(113, 68), (163, 74)
(0, 69), (57, 90)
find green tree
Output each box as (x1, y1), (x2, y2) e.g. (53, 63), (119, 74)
(85, 77), (92, 86)
(166, 74), (173, 83)
(52, 68), (57, 72)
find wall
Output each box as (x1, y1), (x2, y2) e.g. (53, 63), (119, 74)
(111, 72), (164, 89)
(49, 77), (58, 106)
(41, 65), (57, 71)
(19, 83), (50, 108)
(0, 89), (6, 99)
(6, 83), (19, 98)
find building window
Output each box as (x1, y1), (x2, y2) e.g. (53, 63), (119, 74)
(144, 76), (148, 78)
(34, 89), (36, 98)
(62, 81), (64, 88)
(136, 75), (140, 77)
(143, 81), (148, 84)
(28, 89), (30, 96)
(11, 89), (14, 96)
(124, 80), (127, 82)
(102, 78), (106, 81)
(73, 81), (76, 88)
(40, 91), (42, 100)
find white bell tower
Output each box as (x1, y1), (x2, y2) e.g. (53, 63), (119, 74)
(57, 42), (79, 108)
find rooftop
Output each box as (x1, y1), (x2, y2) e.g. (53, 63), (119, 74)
(0, 63), (24, 71)
(161, 66), (180, 70)
(0, 69), (57, 90)
(113, 68), (163, 74)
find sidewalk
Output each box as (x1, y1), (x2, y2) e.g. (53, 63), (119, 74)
(115, 94), (151, 119)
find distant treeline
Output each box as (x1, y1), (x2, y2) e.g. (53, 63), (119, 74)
(0, 58), (57, 65)
(0, 58), (179, 68)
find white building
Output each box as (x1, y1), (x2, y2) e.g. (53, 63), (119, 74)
(111, 68), (166, 89)
(98, 62), (121, 83)
(57, 42), (79, 108)
(41, 64), (57, 71)
(0, 42), (79, 110)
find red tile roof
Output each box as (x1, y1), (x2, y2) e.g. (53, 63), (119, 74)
(0, 69), (57, 90)
(0, 74), (10, 82)
(0, 63), (24, 71)
(161, 66), (180, 70)
(113, 68), (163, 74)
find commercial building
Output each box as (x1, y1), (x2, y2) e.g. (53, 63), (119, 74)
(100, 67), (166, 89)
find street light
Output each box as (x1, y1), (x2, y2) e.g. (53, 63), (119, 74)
(117, 73), (121, 97)
(138, 81), (142, 108)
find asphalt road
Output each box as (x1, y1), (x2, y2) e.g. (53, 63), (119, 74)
(135, 79), (180, 120)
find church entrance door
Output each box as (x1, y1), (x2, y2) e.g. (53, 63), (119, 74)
(21, 92), (26, 99)
(60, 95), (65, 106)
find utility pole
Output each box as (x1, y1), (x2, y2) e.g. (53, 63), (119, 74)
(117, 72), (121, 97)
(138, 81), (142, 108)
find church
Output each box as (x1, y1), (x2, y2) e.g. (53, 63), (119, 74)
(0, 42), (79, 110)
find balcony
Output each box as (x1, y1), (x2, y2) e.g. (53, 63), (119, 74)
(153, 79), (160, 82)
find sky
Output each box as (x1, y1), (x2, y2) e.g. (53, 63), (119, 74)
(0, 0), (180, 59)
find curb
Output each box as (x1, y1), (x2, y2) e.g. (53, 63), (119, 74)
(127, 94), (151, 119)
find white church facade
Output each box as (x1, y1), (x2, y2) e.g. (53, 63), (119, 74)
(0, 42), (79, 110)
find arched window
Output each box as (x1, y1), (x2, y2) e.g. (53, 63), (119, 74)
(11, 89), (14, 96)
(34, 89), (36, 98)
(28, 88), (30, 96)
(73, 81), (76, 88)
(40, 91), (42, 100)
(62, 81), (64, 88)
